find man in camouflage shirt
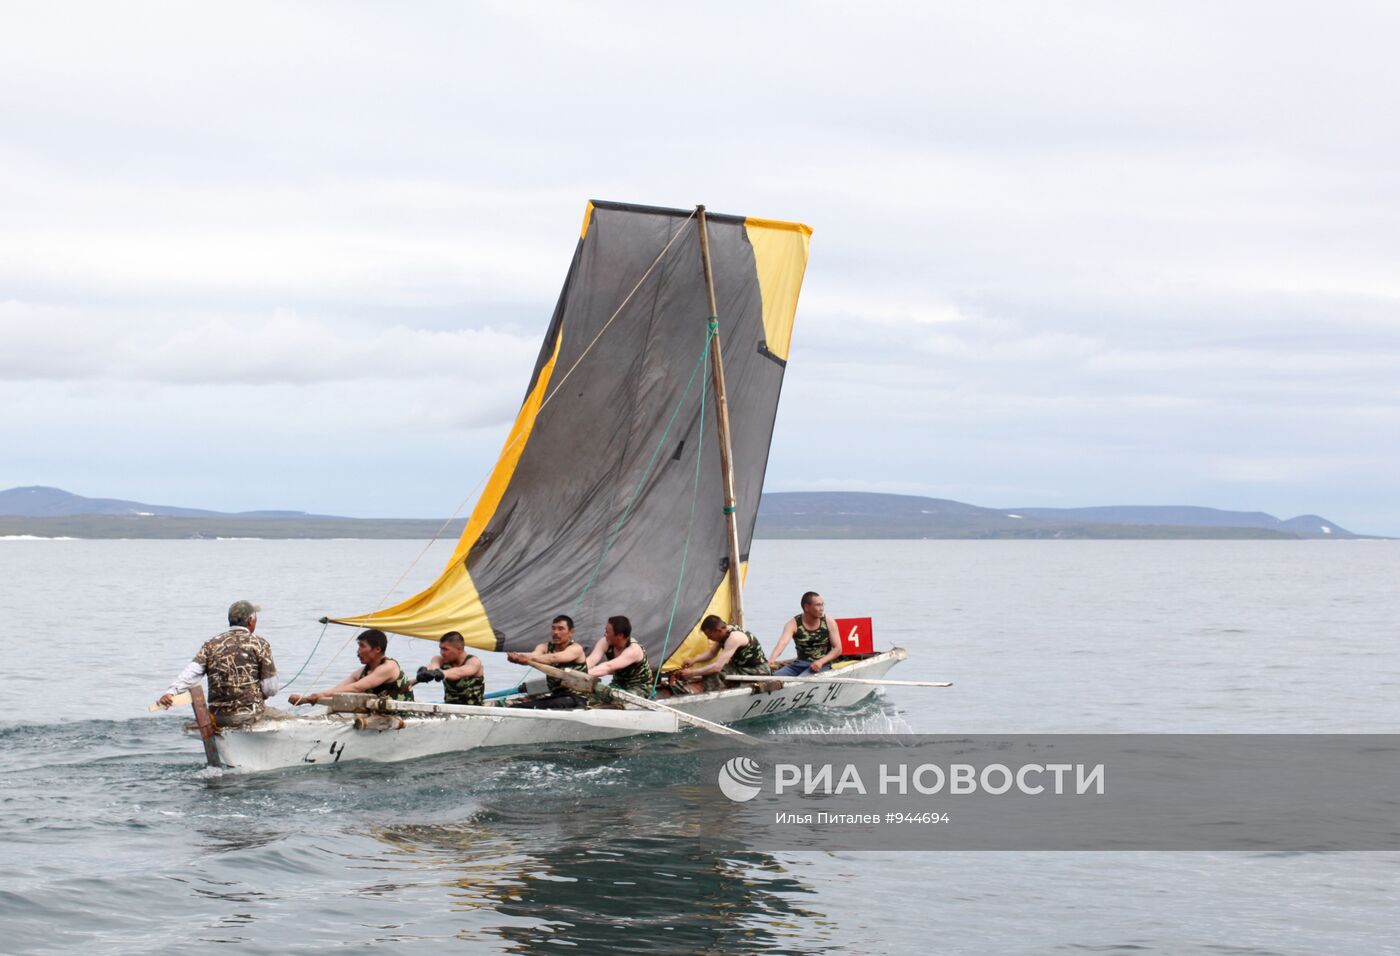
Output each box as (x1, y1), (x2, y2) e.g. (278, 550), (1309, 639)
(289, 628), (414, 707)
(157, 600), (280, 726)
(675, 614), (772, 693)
(768, 591), (845, 677)
(506, 614), (590, 709)
(586, 615), (655, 700)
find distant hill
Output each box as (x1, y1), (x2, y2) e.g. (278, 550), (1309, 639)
(0, 486), (328, 519)
(0, 514), (464, 540)
(754, 492), (1365, 539)
(1003, 505), (1353, 537)
(757, 492), (1033, 536)
(0, 486), (1376, 539)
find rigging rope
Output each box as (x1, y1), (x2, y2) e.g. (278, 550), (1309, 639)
(277, 619), (329, 693)
(300, 209), (699, 691)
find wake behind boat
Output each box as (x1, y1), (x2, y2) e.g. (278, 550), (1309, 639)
(163, 200), (918, 771)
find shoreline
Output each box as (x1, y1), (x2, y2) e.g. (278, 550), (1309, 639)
(0, 518), (1387, 542)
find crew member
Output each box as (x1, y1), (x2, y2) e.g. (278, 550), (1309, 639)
(415, 631), (485, 706)
(155, 599), (279, 726)
(768, 591), (845, 676)
(508, 614), (590, 709)
(585, 615), (654, 698)
(676, 615), (771, 692)
(288, 629), (414, 706)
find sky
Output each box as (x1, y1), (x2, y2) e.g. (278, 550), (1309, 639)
(3, 1), (1399, 534)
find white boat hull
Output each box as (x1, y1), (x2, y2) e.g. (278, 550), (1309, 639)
(203, 648), (907, 772)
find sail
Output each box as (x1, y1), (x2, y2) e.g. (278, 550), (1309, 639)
(331, 200), (811, 667)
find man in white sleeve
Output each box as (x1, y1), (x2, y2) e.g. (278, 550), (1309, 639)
(155, 600), (280, 726)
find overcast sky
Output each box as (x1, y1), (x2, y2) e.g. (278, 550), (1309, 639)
(4, 1), (1398, 534)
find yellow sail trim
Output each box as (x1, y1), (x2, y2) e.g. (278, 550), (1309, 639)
(580, 201), (595, 239)
(330, 325), (565, 644)
(744, 217), (812, 362)
(661, 562), (750, 671)
(329, 561), (496, 648)
(448, 326), (564, 567)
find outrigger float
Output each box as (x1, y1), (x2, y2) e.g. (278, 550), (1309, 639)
(175, 201), (929, 772)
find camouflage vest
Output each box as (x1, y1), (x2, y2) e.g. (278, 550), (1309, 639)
(723, 628), (770, 675)
(195, 627), (276, 722)
(359, 658), (415, 702)
(792, 615), (834, 661)
(545, 639), (588, 694)
(443, 655), (484, 706)
(607, 637), (654, 696)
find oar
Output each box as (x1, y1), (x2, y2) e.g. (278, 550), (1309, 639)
(525, 660), (756, 743)
(187, 685), (225, 768)
(523, 659), (599, 694)
(148, 692), (192, 712)
(724, 675), (953, 688)
(608, 687), (757, 743)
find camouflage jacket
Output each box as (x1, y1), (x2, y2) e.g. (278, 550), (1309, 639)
(544, 640), (588, 695)
(721, 627), (771, 676)
(195, 627), (277, 722)
(359, 658), (415, 702)
(444, 656), (485, 706)
(607, 637), (655, 696)
(792, 615), (834, 662)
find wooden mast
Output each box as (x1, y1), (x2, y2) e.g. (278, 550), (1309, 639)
(696, 205), (745, 627)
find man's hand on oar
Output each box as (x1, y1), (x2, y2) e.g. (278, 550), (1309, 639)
(524, 659), (597, 694)
(148, 692), (191, 712)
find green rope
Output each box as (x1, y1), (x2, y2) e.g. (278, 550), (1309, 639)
(279, 620), (329, 692)
(654, 340), (710, 688)
(571, 326), (717, 616)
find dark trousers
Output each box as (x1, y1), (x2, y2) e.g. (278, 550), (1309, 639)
(513, 689), (586, 710)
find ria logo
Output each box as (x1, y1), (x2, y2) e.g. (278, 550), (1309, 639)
(717, 756), (764, 802)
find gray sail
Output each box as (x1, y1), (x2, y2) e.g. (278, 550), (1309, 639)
(332, 200), (811, 667)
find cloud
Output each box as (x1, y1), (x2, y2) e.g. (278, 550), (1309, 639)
(2, 1), (1399, 531)
(0, 301), (538, 392)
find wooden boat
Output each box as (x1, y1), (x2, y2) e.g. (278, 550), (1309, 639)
(202, 649), (907, 772)
(184, 200), (909, 771)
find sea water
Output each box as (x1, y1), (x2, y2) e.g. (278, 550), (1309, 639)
(1, 539), (1397, 953)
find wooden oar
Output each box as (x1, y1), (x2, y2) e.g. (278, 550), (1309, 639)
(187, 685), (224, 768)
(724, 675), (953, 688)
(525, 660), (756, 743)
(523, 659), (598, 694)
(608, 687), (757, 743)
(148, 692), (192, 712)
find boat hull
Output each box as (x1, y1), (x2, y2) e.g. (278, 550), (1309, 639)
(205, 648), (906, 772)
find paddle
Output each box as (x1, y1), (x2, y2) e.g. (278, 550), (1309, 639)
(186, 685), (224, 768)
(522, 659), (598, 694)
(151, 687), (222, 767)
(524, 660), (757, 743)
(148, 692), (192, 712)
(607, 687), (758, 743)
(724, 675), (953, 688)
